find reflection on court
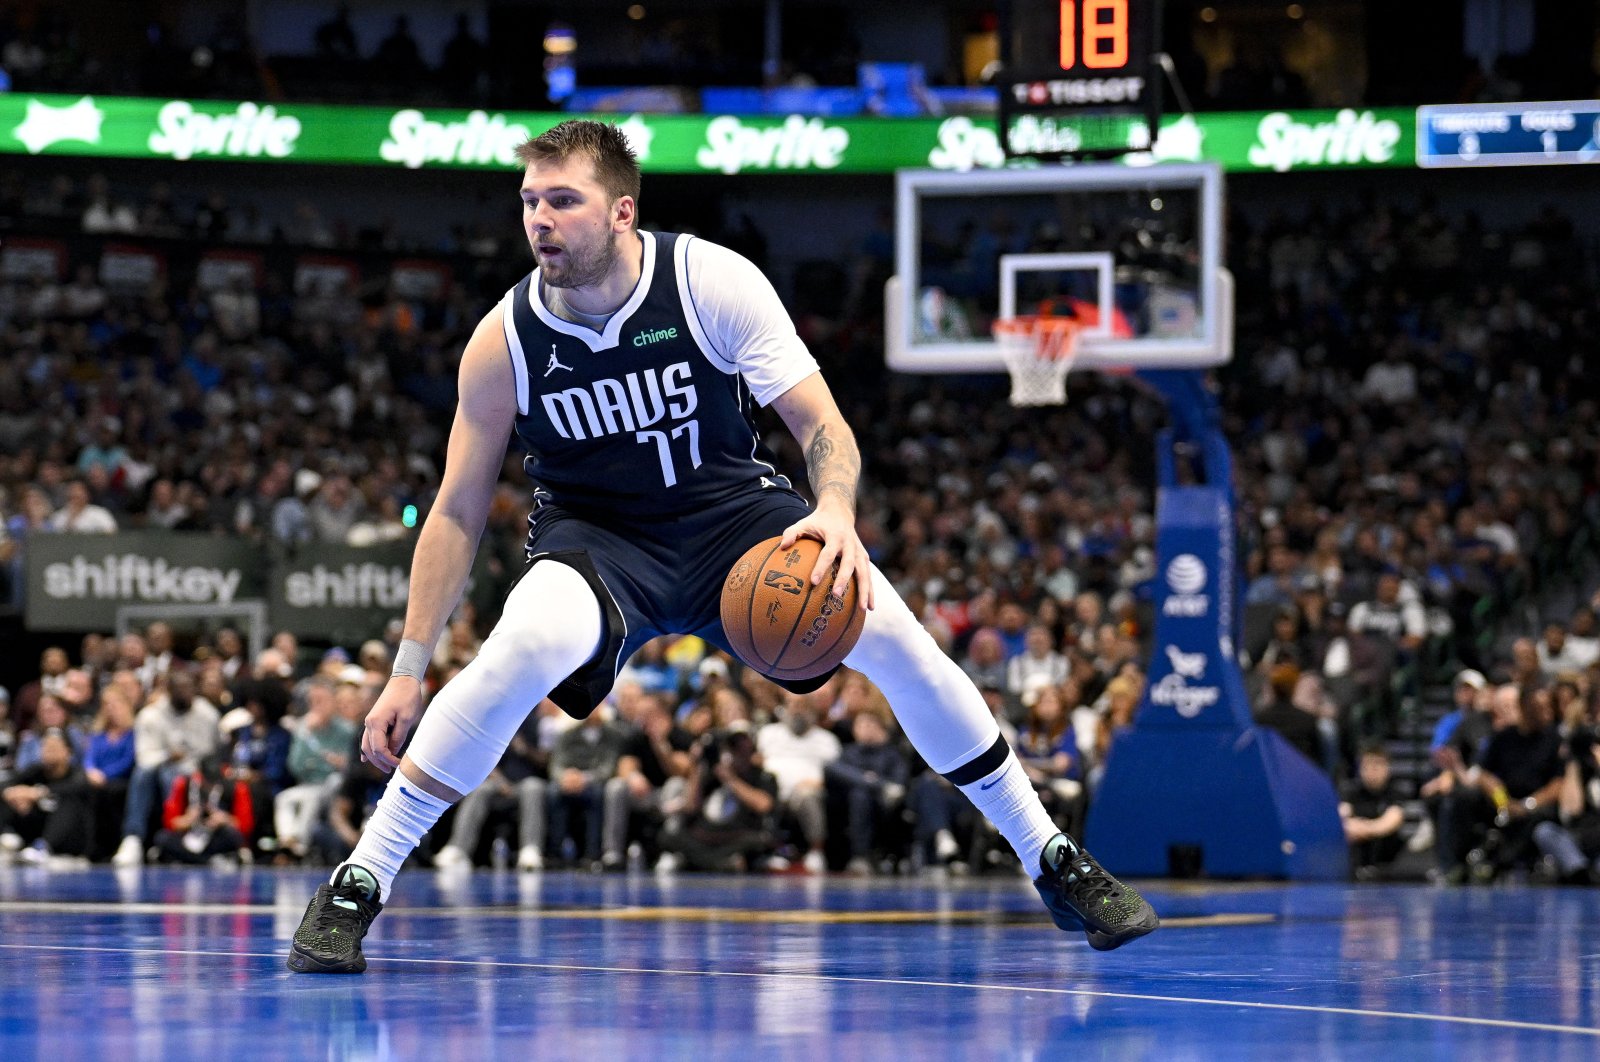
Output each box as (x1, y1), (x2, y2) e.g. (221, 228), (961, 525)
(0, 868), (1595, 1059)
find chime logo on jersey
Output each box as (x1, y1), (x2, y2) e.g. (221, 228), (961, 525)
(540, 360), (698, 440)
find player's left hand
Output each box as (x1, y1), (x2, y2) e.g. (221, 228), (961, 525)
(780, 501), (875, 611)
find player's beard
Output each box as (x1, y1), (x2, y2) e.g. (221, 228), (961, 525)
(536, 232), (620, 291)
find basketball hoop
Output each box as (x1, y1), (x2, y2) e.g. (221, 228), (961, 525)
(992, 315), (1083, 407)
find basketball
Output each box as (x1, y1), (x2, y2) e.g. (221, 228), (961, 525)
(720, 536), (865, 681)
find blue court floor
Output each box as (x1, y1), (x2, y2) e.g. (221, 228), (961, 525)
(0, 866), (1595, 1061)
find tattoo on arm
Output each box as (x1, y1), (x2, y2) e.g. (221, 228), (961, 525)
(805, 423), (860, 514)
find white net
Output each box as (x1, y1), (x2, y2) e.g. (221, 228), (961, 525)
(993, 316), (1082, 407)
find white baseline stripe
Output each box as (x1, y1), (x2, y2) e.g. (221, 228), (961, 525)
(0, 942), (1592, 1038)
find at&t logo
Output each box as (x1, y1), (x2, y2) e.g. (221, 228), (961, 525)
(1163, 554), (1210, 617)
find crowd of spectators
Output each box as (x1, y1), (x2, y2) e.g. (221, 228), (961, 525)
(0, 621), (1078, 876)
(0, 160), (1598, 879)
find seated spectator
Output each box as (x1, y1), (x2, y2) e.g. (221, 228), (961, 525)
(46, 479), (117, 533)
(1348, 570), (1425, 655)
(1532, 727), (1600, 884)
(1255, 664), (1324, 768)
(1005, 625), (1068, 705)
(433, 712), (550, 872)
(545, 708), (626, 868)
(1088, 674), (1142, 794)
(13, 694), (86, 772)
(823, 709), (909, 874)
(151, 756), (251, 866)
(1245, 546), (1300, 608)
(1016, 685), (1085, 836)
(602, 692), (693, 871)
(8, 647), (71, 736)
(213, 628), (247, 681)
(225, 680), (293, 817)
(1434, 684), (1563, 882)
(1340, 742), (1405, 879)
(113, 671), (221, 865)
(994, 603), (1030, 659)
(1251, 608), (1307, 681)
(1564, 608), (1599, 670)
(961, 628), (1008, 693)
(1538, 623), (1590, 679)
(144, 622), (177, 684)
(274, 680), (357, 861)
(1430, 669), (1492, 766)
(757, 694), (841, 873)
(83, 685), (137, 859)
(0, 729), (93, 865)
(659, 728), (778, 872)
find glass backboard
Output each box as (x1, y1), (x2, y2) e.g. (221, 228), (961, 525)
(886, 162), (1230, 374)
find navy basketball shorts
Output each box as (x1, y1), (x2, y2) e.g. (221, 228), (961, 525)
(513, 488), (839, 718)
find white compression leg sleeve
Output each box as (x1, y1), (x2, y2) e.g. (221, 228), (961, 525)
(344, 560), (604, 894)
(844, 565), (1057, 870)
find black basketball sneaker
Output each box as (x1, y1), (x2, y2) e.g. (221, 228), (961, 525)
(1033, 833), (1159, 951)
(287, 864), (385, 974)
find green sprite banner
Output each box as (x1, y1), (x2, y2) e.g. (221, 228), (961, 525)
(1, 93), (1414, 174)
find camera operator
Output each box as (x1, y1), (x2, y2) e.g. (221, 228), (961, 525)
(658, 726), (777, 872)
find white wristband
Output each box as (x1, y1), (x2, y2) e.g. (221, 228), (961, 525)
(392, 638), (430, 681)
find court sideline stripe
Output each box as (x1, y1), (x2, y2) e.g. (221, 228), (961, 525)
(0, 900), (1273, 928)
(0, 941), (1593, 1038)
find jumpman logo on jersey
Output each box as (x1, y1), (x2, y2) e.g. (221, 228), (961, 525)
(545, 344), (573, 377)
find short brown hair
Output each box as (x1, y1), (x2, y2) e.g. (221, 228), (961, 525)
(515, 120), (641, 217)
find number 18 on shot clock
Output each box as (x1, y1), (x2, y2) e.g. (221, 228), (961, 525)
(997, 0), (1163, 160)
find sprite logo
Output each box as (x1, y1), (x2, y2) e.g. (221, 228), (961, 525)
(148, 101), (302, 161)
(381, 109), (532, 169)
(12, 96), (104, 154)
(695, 115), (848, 175)
(926, 116), (1007, 171)
(1248, 109), (1401, 172)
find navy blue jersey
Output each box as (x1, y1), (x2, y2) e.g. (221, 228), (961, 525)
(500, 230), (817, 521)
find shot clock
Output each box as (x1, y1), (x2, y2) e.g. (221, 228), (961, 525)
(997, 0), (1163, 160)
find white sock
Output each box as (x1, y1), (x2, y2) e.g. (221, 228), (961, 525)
(340, 773), (452, 898)
(956, 749), (1059, 873)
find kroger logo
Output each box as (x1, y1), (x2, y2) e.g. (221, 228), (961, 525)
(1149, 673), (1222, 718)
(1163, 554), (1210, 618)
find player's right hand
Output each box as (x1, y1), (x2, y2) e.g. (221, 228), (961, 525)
(362, 677), (424, 773)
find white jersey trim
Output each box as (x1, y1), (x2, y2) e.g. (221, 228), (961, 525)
(675, 235), (820, 407)
(527, 230), (657, 353)
(674, 235), (737, 375)
(499, 287), (531, 416)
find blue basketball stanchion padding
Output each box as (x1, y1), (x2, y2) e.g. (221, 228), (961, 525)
(1086, 370), (1345, 879)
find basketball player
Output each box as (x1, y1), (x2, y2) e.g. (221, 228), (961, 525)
(288, 121), (1157, 973)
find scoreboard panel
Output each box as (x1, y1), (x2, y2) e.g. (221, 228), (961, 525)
(998, 0), (1162, 159)
(1417, 101), (1600, 168)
